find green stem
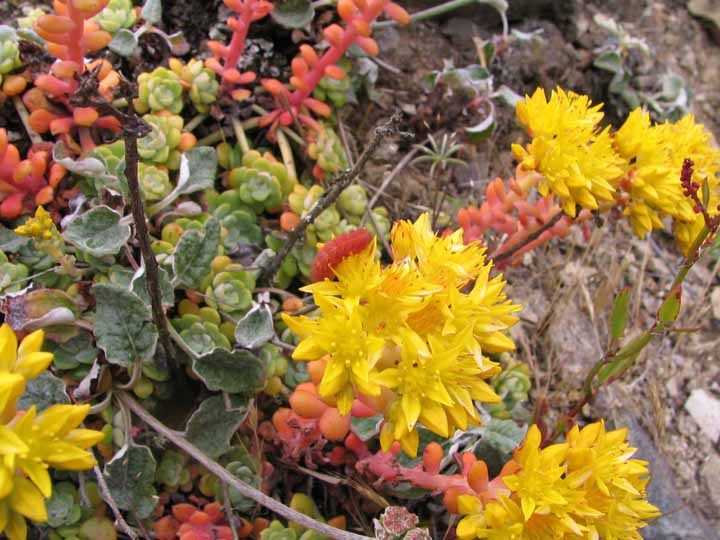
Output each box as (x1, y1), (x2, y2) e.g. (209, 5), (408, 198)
(232, 117), (251, 155)
(276, 129), (298, 182)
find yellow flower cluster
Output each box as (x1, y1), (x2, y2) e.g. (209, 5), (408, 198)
(0, 324), (103, 540)
(457, 422), (660, 540)
(282, 214), (521, 456)
(14, 206), (58, 242)
(513, 87), (720, 252)
(512, 88), (623, 218)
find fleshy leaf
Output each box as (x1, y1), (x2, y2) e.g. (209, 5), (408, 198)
(64, 206), (131, 257)
(192, 348), (266, 394)
(173, 217), (220, 288)
(271, 0), (315, 29)
(185, 394), (250, 458)
(104, 443), (158, 519)
(92, 284), (158, 367)
(18, 372), (69, 412)
(234, 304), (274, 349)
(109, 29), (138, 57)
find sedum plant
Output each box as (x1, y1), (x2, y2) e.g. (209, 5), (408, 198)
(136, 67), (186, 115)
(94, 0), (137, 33)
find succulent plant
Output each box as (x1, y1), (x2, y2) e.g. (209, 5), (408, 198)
(138, 114), (184, 169)
(94, 0), (137, 33)
(337, 184), (368, 219)
(156, 449), (191, 490)
(0, 250), (28, 294)
(212, 461), (259, 511)
(307, 124), (349, 179)
(17, 7), (45, 29)
(216, 142), (243, 170)
(139, 162), (172, 202)
(204, 263), (255, 319)
(136, 67), (185, 114)
(172, 58), (219, 113)
(172, 313), (232, 355)
(313, 58), (353, 108)
(260, 521), (298, 540)
(227, 150), (294, 213)
(87, 140), (128, 196)
(487, 357), (532, 420)
(0, 26), (22, 85)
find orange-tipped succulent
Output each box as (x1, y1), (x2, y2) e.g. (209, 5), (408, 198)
(35, 0), (112, 67)
(0, 129), (66, 219)
(205, 0), (274, 101)
(260, 0), (409, 140)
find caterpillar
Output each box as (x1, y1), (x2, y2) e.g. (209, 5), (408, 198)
(310, 228), (373, 282)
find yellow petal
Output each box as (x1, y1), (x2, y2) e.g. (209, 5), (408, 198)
(9, 477), (47, 522)
(0, 324), (18, 373)
(18, 460), (51, 498)
(13, 352), (53, 380)
(62, 429), (105, 450)
(5, 507), (27, 540)
(0, 426), (29, 454)
(17, 330), (44, 358)
(0, 465), (14, 500)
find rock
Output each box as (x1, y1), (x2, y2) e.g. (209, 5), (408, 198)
(684, 389), (720, 443)
(610, 411), (719, 540)
(688, 0), (720, 44)
(701, 453), (720, 510)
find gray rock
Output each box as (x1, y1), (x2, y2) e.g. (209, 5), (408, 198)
(701, 453), (720, 510)
(684, 389), (720, 443)
(611, 412), (719, 540)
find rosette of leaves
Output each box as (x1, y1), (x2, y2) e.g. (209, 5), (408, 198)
(228, 151), (294, 213)
(368, 207), (391, 238)
(265, 233), (299, 288)
(0, 26), (22, 84)
(313, 58), (353, 108)
(95, 0), (137, 33)
(136, 67), (185, 114)
(217, 142), (243, 170)
(337, 184), (368, 221)
(0, 250), (28, 294)
(138, 114), (184, 169)
(43, 481), (113, 540)
(16, 241), (72, 289)
(139, 162), (172, 202)
(288, 184), (323, 216)
(261, 521), (298, 540)
(85, 140), (127, 196)
(204, 264), (255, 319)
(207, 191), (263, 249)
(211, 461), (259, 512)
(306, 206), (341, 245)
(487, 358), (532, 420)
(156, 449), (191, 491)
(17, 7), (45, 30)
(172, 314), (231, 355)
(174, 58), (219, 113)
(307, 124), (349, 178)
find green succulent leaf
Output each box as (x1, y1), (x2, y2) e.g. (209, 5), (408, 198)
(173, 217), (220, 288)
(185, 394), (250, 458)
(104, 443), (158, 519)
(64, 206), (131, 257)
(192, 348), (266, 394)
(92, 284), (158, 367)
